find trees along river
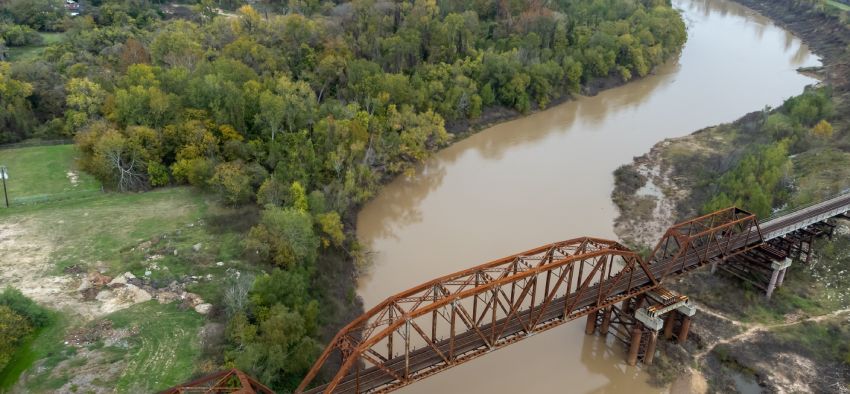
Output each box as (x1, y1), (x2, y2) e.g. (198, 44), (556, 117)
(2, 0), (687, 391)
(356, 0), (820, 392)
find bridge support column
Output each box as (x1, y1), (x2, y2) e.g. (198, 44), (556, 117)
(600, 307), (612, 334)
(663, 312), (676, 340)
(677, 316), (691, 344)
(766, 258), (792, 299)
(643, 330), (659, 365)
(766, 269), (779, 299)
(585, 312), (597, 335)
(627, 326), (643, 366)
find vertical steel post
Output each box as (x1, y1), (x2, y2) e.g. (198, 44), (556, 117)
(432, 286), (438, 342)
(404, 319), (411, 379)
(491, 287), (498, 342)
(473, 273), (479, 320)
(388, 308), (394, 358)
(1, 167), (8, 208)
(355, 359), (361, 393)
(449, 300), (456, 360)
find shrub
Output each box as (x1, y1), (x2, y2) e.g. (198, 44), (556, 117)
(0, 305), (33, 371)
(1, 24), (43, 47)
(0, 287), (50, 328)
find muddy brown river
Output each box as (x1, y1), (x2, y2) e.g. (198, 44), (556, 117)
(355, 0), (820, 392)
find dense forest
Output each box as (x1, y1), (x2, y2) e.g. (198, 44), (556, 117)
(1, 0), (686, 390)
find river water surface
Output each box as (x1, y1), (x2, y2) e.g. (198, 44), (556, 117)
(355, 0), (820, 392)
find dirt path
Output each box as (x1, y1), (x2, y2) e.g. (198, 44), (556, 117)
(694, 304), (850, 359)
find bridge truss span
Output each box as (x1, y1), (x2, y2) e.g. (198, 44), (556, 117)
(167, 195), (850, 394)
(298, 238), (656, 393)
(298, 208), (766, 394)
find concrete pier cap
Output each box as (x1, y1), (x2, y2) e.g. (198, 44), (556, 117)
(676, 301), (697, 317)
(634, 308), (664, 331)
(771, 257), (792, 271)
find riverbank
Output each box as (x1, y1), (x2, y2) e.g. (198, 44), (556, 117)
(342, 2), (689, 318)
(612, 0), (850, 391)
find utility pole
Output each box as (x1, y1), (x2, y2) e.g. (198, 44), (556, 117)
(1, 166), (8, 208)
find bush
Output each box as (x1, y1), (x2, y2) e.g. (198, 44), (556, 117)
(0, 305), (33, 371)
(1, 24), (43, 47)
(0, 287), (50, 328)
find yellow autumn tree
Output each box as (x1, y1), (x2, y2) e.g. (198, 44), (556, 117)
(811, 119), (834, 138)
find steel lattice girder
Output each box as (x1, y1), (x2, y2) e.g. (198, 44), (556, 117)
(297, 237), (655, 393)
(647, 207), (763, 281)
(297, 207), (765, 394)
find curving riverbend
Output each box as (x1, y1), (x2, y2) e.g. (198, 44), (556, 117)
(355, 0), (820, 392)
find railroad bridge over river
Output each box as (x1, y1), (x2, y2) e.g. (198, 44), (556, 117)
(164, 192), (850, 394)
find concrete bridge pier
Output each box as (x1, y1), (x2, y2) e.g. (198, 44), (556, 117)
(766, 258), (792, 299)
(599, 306), (612, 334)
(585, 311), (598, 335)
(677, 316), (692, 344)
(663, 311), (676, 340)
(643, 330), (659, 365)
(627, 325), (643, 366)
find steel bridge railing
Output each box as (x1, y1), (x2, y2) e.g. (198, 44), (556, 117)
(760, 188), (850, 240)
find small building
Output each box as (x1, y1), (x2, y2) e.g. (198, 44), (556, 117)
(64, 0), (81, 16)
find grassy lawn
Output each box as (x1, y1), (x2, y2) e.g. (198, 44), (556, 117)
(0, 188), (258, 391)
(108, 302), (205, 392)
(9, 303), (206, 393)
(14, 188), (210, 273)
(0, 144), (100, 205)
(5, 32), (66, 62)
(0, 145), (262, 391)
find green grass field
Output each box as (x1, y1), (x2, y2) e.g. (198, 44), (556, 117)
(5, 32), (66, 62)
(108, 302), (205, 392)
(0, 144), (100, 205)
(8, 187), (210, 273)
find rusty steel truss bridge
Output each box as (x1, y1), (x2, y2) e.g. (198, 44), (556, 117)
(164, 191), (850, 394)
